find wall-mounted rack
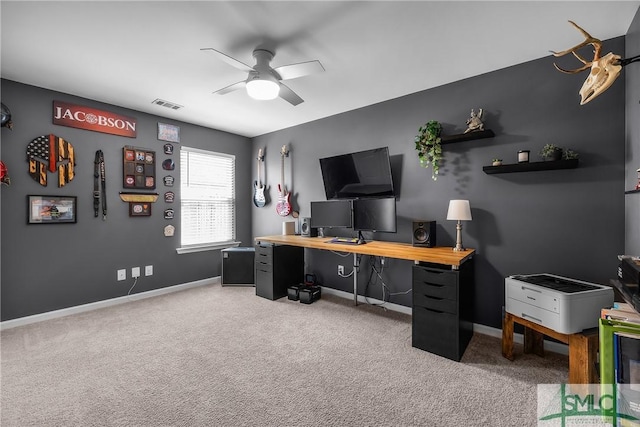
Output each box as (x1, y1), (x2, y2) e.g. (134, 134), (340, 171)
(483, 159), (579, 174)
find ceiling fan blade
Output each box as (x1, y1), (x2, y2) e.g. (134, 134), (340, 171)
(201, 48), (254, 73)
(213, 81), (246, 95)
(274, 60), (325, 81)
(278, 82), (304, 106)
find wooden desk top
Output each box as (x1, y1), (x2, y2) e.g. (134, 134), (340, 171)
(255, 235), (475, 267)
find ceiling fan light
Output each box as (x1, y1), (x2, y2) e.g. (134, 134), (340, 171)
(246, 78), (280, 100)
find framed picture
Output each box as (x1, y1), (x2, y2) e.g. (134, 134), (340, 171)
(157, 123), (180, 143)
(28, 195), (77, 224)
(129, 202), (152, 217)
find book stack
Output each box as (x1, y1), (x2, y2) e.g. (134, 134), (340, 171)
(617, 256), (640, 312)
(600, 303), (640, 426)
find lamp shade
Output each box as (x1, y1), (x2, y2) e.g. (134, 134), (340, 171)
(447, 199), (472, 221)
(246, 75), (280, 100)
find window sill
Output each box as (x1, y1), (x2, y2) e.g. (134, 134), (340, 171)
(176, 241), (241, 254)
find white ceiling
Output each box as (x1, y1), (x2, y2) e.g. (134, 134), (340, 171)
(1, 1), (638, 138)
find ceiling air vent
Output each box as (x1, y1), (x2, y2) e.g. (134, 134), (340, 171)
(152, 99), (183, 110)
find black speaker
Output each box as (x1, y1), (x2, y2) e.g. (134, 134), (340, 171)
(300, 217), (318, 237)
(412, 220), (436, 247)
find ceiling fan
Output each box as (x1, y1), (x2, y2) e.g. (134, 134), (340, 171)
(201, 47), (324, 106)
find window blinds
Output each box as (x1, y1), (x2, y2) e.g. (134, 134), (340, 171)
(180, 147), (236, 247)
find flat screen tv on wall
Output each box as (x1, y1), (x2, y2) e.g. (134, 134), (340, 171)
(319, 147), (395, 200)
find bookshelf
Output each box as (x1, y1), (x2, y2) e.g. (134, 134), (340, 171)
(599, 299), (640, 424)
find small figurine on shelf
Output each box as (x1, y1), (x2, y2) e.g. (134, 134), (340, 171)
(492, 158), (502, 166)
(636, 168), (640, 190)
(464, 108), (484, 133)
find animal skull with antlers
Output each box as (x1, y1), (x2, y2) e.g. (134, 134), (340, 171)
(551, 20), (622, 105)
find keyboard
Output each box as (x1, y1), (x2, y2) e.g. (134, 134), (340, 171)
(327, 237), (366, 245)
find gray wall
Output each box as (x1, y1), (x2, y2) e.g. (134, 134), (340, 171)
(0, 79), (253, 321)
(252, 37), (627, 329)
(626, 8), (640, 255)
(1, 34), (632, 328)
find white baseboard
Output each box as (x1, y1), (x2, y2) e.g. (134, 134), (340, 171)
(0, 276), (220, 330)
(321, 286), (569, 356)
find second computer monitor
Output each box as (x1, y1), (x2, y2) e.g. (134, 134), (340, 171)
(310, 200), (353, 229)
(352, 197), (397, 233)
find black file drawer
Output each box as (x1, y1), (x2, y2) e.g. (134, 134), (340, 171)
(413, 293), (457, 314)
(255, 269), (275, 299)
(255, 244), (273, 264)
(254, 241), (304, 300)
(412, 260), (474, 362)
(412, 306), (458, 357)
(413, 267), (457, 287)
(413, 277), (457, 301)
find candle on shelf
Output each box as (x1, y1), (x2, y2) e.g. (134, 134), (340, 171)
(518, 150), (530, 163)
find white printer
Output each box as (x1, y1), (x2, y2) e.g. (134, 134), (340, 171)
(505, 274), (614, 334)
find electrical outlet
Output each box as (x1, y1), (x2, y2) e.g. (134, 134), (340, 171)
(145, 265), (153, 276)
(131, 267), (141, 278)
(338, 265), (344, 275)
(117, 269), (126, 281)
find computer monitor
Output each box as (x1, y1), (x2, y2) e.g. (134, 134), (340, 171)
(310, 200), (353, 228)
(353, 197), (397, 233)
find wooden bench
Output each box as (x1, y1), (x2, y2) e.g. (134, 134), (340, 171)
(501, 312), (599, 384)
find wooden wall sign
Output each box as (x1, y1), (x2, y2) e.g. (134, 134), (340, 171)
(53, 100), (137, 138)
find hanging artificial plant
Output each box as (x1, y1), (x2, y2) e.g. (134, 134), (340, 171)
(415, 120), (443, 180)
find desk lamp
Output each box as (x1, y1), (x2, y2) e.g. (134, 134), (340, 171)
(447, 200), (472, 251)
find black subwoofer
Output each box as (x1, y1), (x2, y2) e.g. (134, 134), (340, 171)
(412, 220), (436, 247)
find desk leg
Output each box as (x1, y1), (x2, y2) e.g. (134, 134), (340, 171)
(502, 312), (515, 361)
(353, 253), (358, 306)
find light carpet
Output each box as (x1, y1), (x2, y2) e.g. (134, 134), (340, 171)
(1, 283), (568, 426)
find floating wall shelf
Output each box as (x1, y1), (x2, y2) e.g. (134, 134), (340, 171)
(441, 129), (495, 145)
(119, 192), (159, 203)
(483, 158), (579, 174)
(625, 189), (640, 194)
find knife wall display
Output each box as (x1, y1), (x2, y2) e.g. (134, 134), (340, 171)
(253, 148), (266, 208)
(276, 144), (291, 216)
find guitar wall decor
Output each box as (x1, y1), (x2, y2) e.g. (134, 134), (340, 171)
(276, 144), (292, 216)
(253, 148), (266, 208)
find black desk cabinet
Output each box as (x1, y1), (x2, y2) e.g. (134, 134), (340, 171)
(255, 241), (304, 300)
(412, 259), (474, 361)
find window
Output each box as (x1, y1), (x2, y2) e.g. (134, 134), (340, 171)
(179, 146), (236, 252)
